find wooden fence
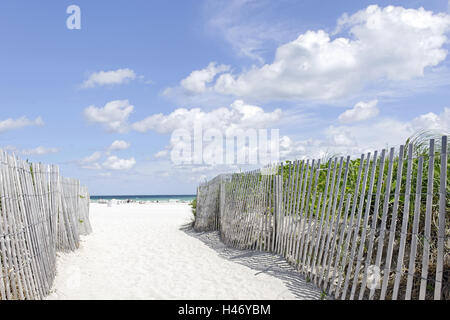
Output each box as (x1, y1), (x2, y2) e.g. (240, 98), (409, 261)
(195, 136), (448, 300)
(194, 174), (230, 232)
(0, 149), (91, 300)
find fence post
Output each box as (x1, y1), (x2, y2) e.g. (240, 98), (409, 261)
(219, 175), (226, 233)
(434, 135), (447, 300)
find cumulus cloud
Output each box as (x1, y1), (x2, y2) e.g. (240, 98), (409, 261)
(132, 99), (282, 134)
(103, 156), (136, 170)
(82, 68), (136, 88)
(81, 151), (136, 171)
(338, 100), (379, 123)
(83, 100), (134, 133)
(280, 107), (450, 160)
(79, 141), (134, 170)
(176, 5), (450, 102)
(411, 107), (450, 132)
(0, 116), (44, 133)
(133, 100), (283, 167)
(180, 62), (230, 94)
(108, 140), (130, 152)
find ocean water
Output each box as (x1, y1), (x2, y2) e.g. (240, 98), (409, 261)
(90, 195), (196, 203)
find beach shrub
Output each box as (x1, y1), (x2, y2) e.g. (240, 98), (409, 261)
(190, 198), (197, 218)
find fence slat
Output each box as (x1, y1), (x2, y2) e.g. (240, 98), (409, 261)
(434, 135), (447, 300)
(419, 139), (435, 300)
(405, 156), (424, 300)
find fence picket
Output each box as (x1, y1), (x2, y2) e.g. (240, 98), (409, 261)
(419, 139), (435, 300)
(434, 136), (447, 300)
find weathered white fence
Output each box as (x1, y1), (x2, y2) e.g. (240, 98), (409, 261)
(0, 150), (91, 300)
(194, 174), (230, 232)
(195, 136), (448, 300)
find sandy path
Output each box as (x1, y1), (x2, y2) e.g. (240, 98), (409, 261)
(47, 203), (321, 300)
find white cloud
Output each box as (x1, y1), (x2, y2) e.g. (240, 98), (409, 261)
(21, 146), (59, 156)
(132, 99), (282, 134)
(82, 68), (136, 88)
(79, 141), (134, 170)
(180, 62), (230, 94)
(280, 107), (450, 160)
(103, 156), (136, 170)
(81, 151), (102, 163)
(411, 107), (450, 132)
(154, 150), (169, 159)
(183, 5), (450, 102)
(79, 151), (103, 169)
(338, 100), (379, 123)
(84, 100), (134, 133)
(133, 100), (283, 168)
(0, 116), (44, 133)
(158, 105), (447, 166)
(108, 140), (130, 152)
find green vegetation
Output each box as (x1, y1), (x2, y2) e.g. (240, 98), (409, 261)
(190, 198), (197, 218)
(276, 131), (449, 227)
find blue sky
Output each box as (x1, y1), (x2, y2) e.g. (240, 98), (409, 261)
(1, 0), (449, 195)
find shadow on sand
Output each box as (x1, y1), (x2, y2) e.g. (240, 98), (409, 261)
(180, 223), (327, 300)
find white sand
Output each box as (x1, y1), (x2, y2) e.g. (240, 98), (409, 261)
(47, 203), (321, 300)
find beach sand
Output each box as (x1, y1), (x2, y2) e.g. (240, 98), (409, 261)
(47, 203), (322, 300)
